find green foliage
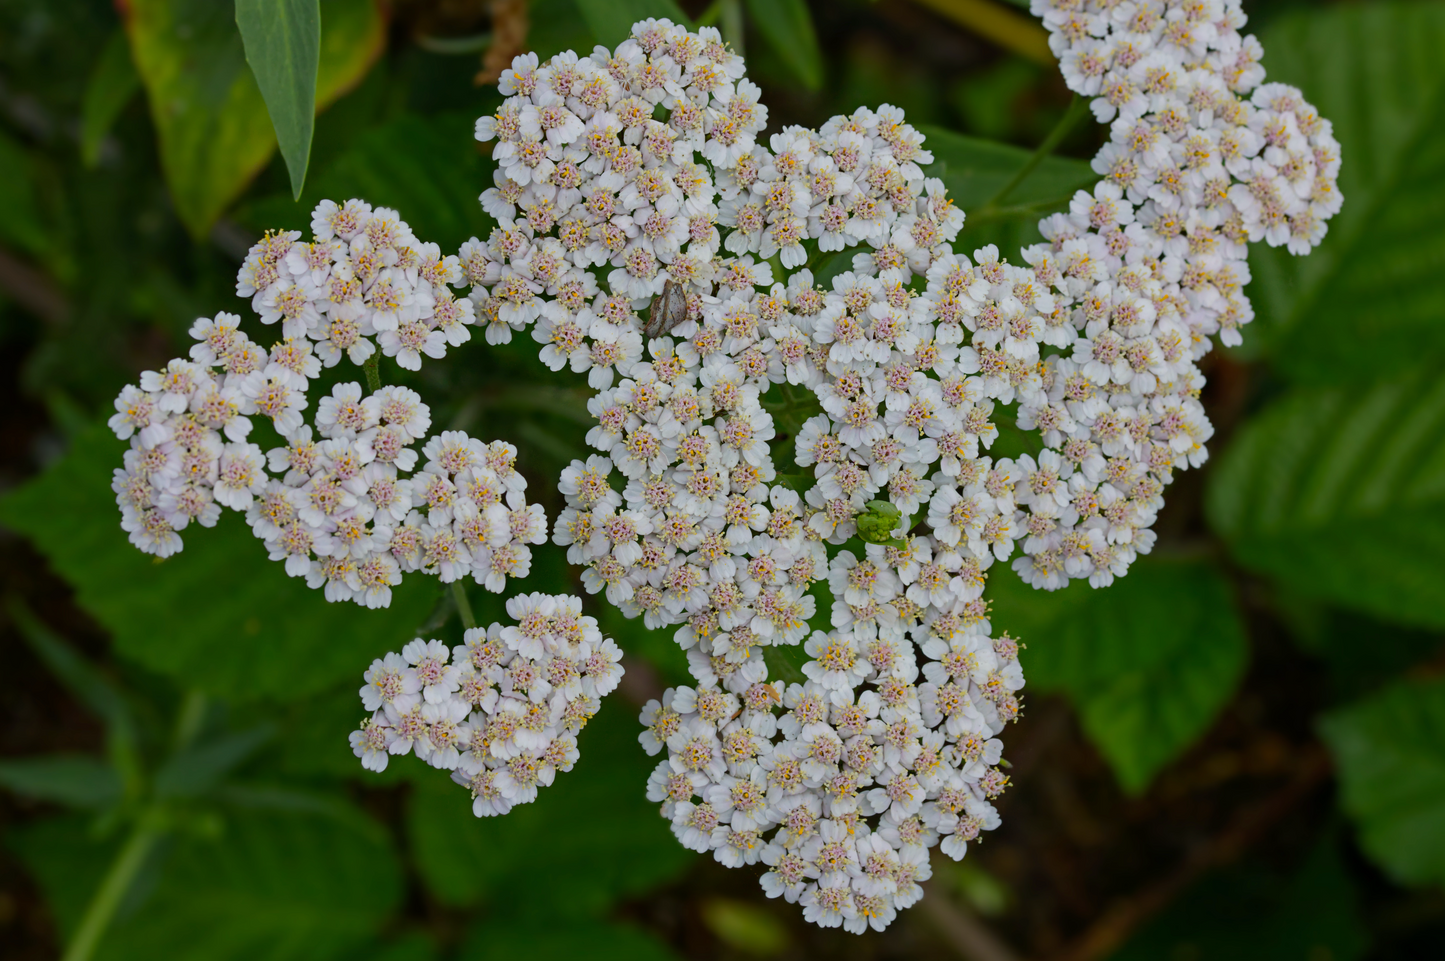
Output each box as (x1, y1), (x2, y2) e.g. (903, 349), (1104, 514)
(153, 726), (273, 799)
(919, 123), (1095, 262)
(0, 424), (438, 702)
(572, 0), (690, 49)
(1320, 676), (1445, 888)
(241, 112), (493, 253)
(744, 0), (823, 91)
(408, 698), (693, 916)
(7, 1), (1445, 957)
(989, 559), (1248, 792)
(123, 0), (382, 237)
(0, 755), (123, 810)
(11, 807), (404, 959)
(8, 598), (136, 738)
(920, 125), (1096, 214)
(1206, 365), (1445, 630)
(236, 0), (322, 200)
(80, 29), (142, 168)
(1246, 1), (1445, 383)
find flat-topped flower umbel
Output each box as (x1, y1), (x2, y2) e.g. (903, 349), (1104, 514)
(107, 0), (1339, 935)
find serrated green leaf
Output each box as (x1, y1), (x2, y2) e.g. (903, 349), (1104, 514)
(744, 0), (823, 90)
(0, 424), (438, 702)
(1245, 2), (1445, 383)
(1205, 366), (1445, 630)
(408, 696), (693, 915)
(573, 0), (689, 49)
(1320, 677), (1445, 887)
(988, 558), (1248, 793)
(80, 28), (142, 168)
(459, 916), (680, 961)
(236, 0), (321, 201)
(11, 806), (402, 958)
(0, 755), (121, 810)
(124, 0), (383, 238)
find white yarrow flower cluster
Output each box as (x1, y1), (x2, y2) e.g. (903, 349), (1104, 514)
(1002, 0), (1344, 590)
(107, 2), (1340, 935)
(108, 201), (539, 606)
(461, 7), (1339, 932)
(241, 200), (476, 370)
(466, 19), (1024, 933)
(349, 594), (624, 815)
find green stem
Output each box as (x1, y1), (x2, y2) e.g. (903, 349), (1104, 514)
(982, 95), (1089, 211)
(720, 0), (744, 58)
(451, 581), (477, 630)
(63, 821), (162, 961)
(363, 353), (382, 393)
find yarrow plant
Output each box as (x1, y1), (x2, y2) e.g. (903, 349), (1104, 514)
(105, 0), (1339, 936)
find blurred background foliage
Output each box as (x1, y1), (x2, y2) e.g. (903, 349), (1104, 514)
(2, 0), (1444, 959)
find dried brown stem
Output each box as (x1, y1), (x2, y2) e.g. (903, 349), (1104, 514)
(919, 881), (1024, 961)
(476, 0), (529, 86)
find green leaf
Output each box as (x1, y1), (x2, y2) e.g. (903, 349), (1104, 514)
(80, 28), (142, 168)
(1244, 2), (1445, 383)
(0, 755), (122, 810)
(11, 806), (403, 957)
(459, 916), (680, 961)
(918, 124), (1096, 263)
(409, 696), (693, 915)
(918, 124), (1095, 217)
(236, 0), (321, 201)
(744, 0), (823, 90)
(1205, 366), (1445, 630)
(238, 112), (493, 253)
(154, 726), (273, 798)
(6, 598), (135, 738)
(124, 0), (383, 238)
(529, 0), (603, 62)
(988, 558), (1248, 793)
(1320, 676), (1445, 887)
(572, 0), (690, 48)
(0, 424), (438, 701)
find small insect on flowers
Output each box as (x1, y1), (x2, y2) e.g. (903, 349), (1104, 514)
(644, 279), (689, 339)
